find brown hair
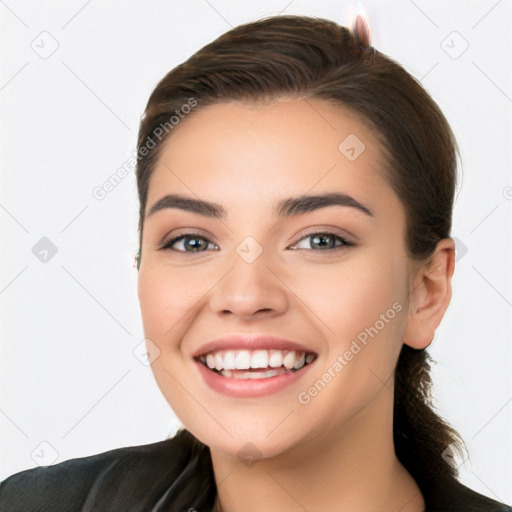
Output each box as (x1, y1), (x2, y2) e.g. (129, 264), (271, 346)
(135, 13), (464, 499)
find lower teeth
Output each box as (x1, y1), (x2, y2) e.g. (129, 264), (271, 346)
(211, 361), (312, 379)
(220, 367), (289, 379)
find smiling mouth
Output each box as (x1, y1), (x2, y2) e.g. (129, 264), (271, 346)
(196, 349), (317, 379)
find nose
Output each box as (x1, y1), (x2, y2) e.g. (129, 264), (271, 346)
(208, 250), (289, 321)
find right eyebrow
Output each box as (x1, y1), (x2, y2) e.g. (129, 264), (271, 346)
(146, 194), (226, 219)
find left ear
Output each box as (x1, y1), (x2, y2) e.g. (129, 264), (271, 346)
(403, 238), (456, 349)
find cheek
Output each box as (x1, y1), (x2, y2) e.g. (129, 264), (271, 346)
(137, 263), (204, 342)
(307, 248), (408, 388)
(299, 251), (406, 340)
(137, 266), (200, 423)
(293, 254), (408, 430)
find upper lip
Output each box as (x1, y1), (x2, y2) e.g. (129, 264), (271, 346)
(192, 334), (318, 358)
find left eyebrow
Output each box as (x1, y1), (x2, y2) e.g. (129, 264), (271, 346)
(146, 192), (373, 219)
(274, 192), (373, 218)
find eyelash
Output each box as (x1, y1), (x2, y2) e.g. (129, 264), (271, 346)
(159, 231), (355, 253)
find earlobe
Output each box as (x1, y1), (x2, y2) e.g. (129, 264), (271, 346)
(403, 238), (456, 350)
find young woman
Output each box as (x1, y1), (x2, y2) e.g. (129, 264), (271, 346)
(1, 13), (510, 512)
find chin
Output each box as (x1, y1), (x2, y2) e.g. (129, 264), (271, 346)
(196, 427), (303, 463)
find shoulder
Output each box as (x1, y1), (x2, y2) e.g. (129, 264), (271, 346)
(0, 430), (202, 512)
(425, 477), (511, 512)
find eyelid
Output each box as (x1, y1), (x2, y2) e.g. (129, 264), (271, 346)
(289, 226), (356, 247)
(158, 228), (214, 249)
(158, 229), (218, 253)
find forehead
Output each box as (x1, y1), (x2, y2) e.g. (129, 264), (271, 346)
(145, 98), (401, 221)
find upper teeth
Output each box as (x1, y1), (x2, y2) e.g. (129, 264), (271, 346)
(200, 349), (315, 371)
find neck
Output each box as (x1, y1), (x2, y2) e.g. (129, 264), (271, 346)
(210, 386), (425, 512)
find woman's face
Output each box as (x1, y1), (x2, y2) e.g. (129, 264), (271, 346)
(137, 98), (416, 459)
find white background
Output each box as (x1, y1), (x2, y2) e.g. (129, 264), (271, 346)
(1, 0), (511, 504)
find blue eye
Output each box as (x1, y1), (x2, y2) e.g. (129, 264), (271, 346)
(289, 232), (353, 251)
(160, 234), (218, 253)
(160, 231), (354, 253)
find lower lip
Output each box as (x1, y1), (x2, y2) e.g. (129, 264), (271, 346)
(195, 360), (315, 398)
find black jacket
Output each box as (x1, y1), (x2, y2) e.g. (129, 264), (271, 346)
(0, 429), (510, 512)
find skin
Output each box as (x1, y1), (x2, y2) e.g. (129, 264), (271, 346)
(137, 98), (455, 512)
